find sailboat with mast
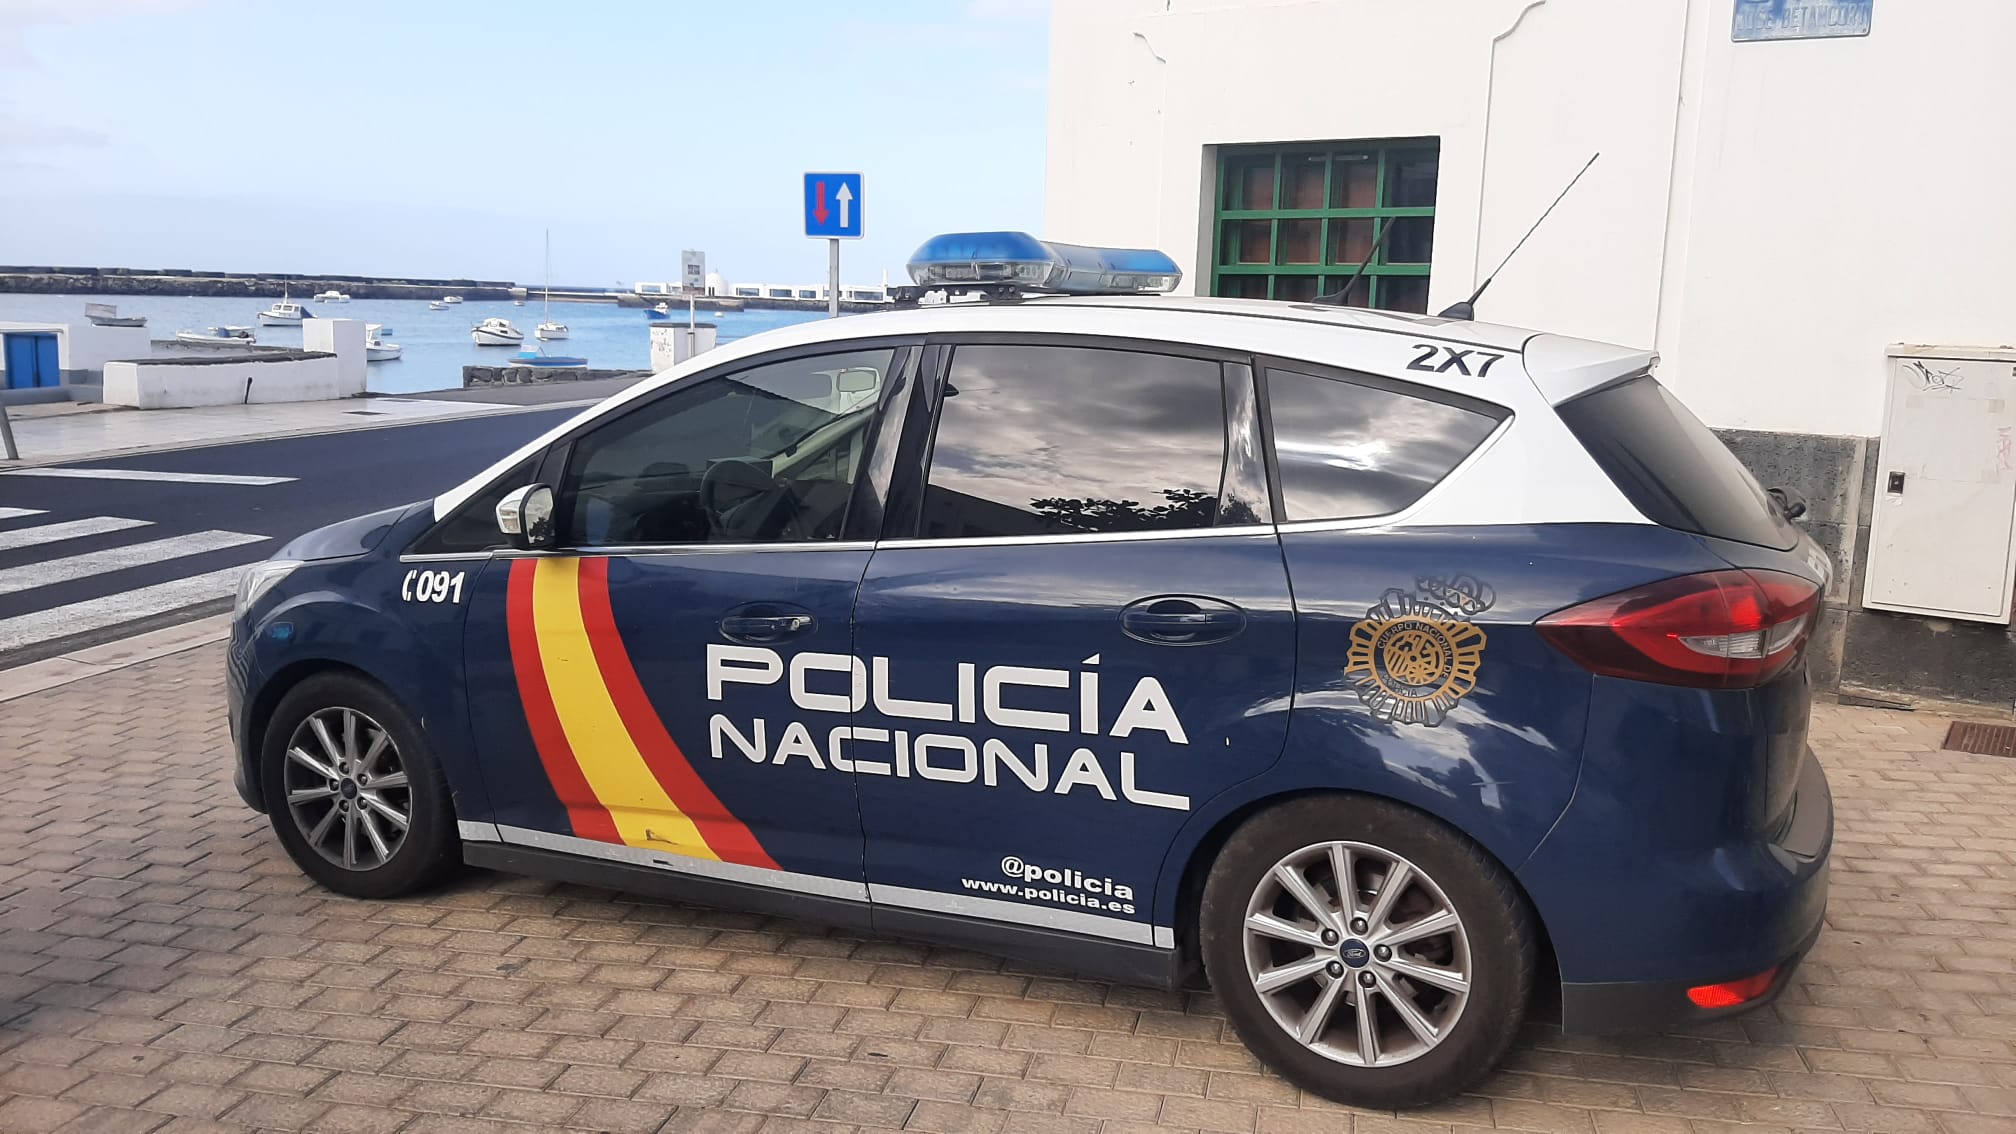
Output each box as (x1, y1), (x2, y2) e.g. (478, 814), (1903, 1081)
(535, 230), (568, 341)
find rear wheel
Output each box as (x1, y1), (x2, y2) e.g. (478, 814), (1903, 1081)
(260, 673), (459, 899)
(1200, 795), (1535, 1108)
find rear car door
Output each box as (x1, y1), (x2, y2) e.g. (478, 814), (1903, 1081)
(458, 342), (917, 908)
(851, 339), (1295, 955)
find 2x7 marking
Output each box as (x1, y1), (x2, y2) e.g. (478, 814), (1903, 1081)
(1408, 344), (1504, 377)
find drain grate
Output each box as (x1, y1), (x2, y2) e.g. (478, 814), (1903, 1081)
(1943, 721), (2016, 758)
(345, 409), (389, 416)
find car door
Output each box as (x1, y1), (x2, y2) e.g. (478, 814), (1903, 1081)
(459, 341), (919, 909)
(851, 339), (1295, 951)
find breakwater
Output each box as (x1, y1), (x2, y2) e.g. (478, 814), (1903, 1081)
(0, 266), (518, 301)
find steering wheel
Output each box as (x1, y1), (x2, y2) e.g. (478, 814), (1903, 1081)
(698, 458), (777, 539)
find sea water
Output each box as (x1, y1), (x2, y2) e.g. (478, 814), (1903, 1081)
(0, 292), (830, 395)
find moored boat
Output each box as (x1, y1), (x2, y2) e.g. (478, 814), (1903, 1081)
(365, 324), (401, 361)
(471, 317), (524, 346)
(85, 302), (146, 328)
(507, 349), (587, 368)
(442, 295), (464, 304)
(176, 325), (257, 345)
(428, 300), (448, 310)
(257, 295), (310, 325)
(312, 290), (351, 303)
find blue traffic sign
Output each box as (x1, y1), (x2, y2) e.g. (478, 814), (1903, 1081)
(804, 172), (863, 239)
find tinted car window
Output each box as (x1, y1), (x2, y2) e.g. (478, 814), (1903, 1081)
(409, 457), (538, 555)
(920, 345), (1226, 538)
(1558, 373), (1797, 550)
(1266, 367), (1504, 521)
(561, 348), (893, 546)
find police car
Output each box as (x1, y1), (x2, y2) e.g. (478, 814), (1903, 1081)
(227, 232), (1832, 1107)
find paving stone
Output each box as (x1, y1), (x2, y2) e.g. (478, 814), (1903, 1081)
(5, 647), (2016, 1133)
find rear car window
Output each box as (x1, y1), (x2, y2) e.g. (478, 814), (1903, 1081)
(1557, 373), (1797, 550)
(1265, 367), (1505, 522)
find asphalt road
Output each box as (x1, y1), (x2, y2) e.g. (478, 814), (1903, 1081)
(0, 407), (576, 667)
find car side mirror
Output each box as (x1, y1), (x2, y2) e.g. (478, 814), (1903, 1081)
(1767, 486), (1809, 522)
(496, 483), (557, 550)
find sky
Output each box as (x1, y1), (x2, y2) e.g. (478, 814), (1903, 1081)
(0, 0), (1049, 289)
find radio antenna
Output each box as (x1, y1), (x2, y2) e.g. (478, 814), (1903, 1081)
(1438, 152), (1599, 320)
(1314, 216), (1398, 307)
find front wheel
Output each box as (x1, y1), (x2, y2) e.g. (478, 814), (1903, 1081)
(1200, 795), (1536, 1109)
(260, 672), (460, 899)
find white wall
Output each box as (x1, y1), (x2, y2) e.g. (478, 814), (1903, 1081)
(102, 356), (344, 409)
(302, 318), (368, 398)
(1046, 0), (2016, 438)
(0, 321), (148, 378)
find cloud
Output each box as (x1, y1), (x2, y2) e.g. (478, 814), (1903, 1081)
(0, 0), (204, 65)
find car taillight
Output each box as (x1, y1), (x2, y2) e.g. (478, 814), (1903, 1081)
(1538, 570), (1820, 689)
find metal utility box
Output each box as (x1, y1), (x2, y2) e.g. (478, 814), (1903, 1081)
(1864, 345), (2016, 623)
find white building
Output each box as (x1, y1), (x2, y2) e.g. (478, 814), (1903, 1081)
(1047, 0), (2016, 705)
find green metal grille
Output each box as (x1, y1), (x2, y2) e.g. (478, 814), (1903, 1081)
(1209, 140), (1440, 312)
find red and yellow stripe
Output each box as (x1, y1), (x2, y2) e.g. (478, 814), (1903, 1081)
(506, 557), (778, 870)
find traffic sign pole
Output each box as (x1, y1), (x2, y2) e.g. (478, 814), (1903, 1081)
(804, 171), (862, 320)
(828, 239), (840, 319)
(0, 397), (17, 461)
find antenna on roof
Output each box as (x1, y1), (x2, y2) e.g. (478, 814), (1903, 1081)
(1438, 152), (1599, 321)
(1312, 217), (1399, 307)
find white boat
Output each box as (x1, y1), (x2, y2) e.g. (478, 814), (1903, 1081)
(442, 295), (464, 304)
(513, 299), (526, 306)
(84, 302), (146, 328)
(364, 323), (401, 361)
(471, 317), (524, 346)
(176, 325), (256, 345)
(257, 295), (309, 325)
(428, 300), (448, 310)
(312, 290), (351, 303)
(534, 229), (569, 340)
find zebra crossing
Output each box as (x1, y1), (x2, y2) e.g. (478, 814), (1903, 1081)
(0, 504), (273, 657)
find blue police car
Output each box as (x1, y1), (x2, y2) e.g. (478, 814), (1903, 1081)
(228, 233), (1832, 1107)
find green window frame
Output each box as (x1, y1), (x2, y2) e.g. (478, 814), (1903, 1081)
(1210, 139), (1440, 313)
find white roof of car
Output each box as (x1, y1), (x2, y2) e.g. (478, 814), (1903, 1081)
(433, 295), (1656, 521)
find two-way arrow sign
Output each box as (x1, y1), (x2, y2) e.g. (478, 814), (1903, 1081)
(803, 172), (863, 239)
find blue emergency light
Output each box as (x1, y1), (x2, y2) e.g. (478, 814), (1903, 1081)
(905, 232), (1182, 295)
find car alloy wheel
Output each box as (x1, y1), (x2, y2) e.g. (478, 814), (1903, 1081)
(281, 706), (412, 871)
(1241, 840), (1472, 1067)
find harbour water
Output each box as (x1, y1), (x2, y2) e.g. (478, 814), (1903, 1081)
(0, 292), (829, 395)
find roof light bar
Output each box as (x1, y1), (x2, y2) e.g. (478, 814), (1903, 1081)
(905, 231), (1181, 295)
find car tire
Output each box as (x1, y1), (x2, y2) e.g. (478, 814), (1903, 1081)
(1200, 794), (1535, 1109)
(260, 672), (460, 899)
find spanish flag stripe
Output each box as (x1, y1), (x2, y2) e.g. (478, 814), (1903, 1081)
(529, 558), (721, 861)
(506, 560), (621, 844)
(574, 556), (779, 870)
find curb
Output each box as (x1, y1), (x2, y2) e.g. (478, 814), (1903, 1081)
(0, 397), (602, 470)
(0, 613), (234, 703)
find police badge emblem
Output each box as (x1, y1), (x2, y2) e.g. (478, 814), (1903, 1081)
(1344, 575), (1494, 727)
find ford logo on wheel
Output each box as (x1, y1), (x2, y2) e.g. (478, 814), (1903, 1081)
(1340, 940), (1372, 968)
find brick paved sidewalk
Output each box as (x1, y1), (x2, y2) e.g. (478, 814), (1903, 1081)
(2, 645), (2014, 1134)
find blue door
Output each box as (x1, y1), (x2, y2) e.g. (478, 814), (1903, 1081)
(851, 341), (1295, 949)
(458, 343), (913, 905)
(3, 333), (59, 389)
